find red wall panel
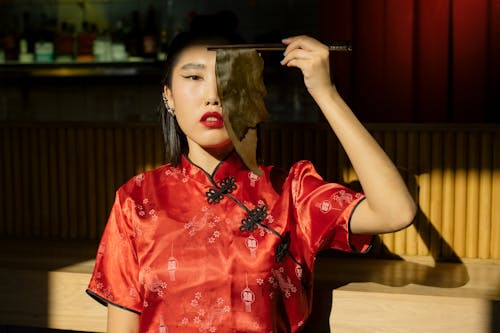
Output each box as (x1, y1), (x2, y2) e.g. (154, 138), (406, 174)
(487, 0), (500, 121)
(384, 0), (415, 122)
(320, 0), (354, 105)
(453, 0), (488, 122)
(352, 0), (387, 121)
(414, 0), (451, 122)
(320, 0), (497, 123)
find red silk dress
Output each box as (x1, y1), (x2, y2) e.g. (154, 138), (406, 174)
(86, 152), (372, 332)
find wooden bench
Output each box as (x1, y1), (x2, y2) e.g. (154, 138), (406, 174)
(316, 255), (500, 333)
(0, 240), (105, 332)
(0, 241), (498, 332)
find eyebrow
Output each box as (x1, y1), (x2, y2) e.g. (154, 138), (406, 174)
(179, 63), (205, 70)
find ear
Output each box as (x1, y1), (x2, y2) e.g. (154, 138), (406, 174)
(163, 85), (174, 109)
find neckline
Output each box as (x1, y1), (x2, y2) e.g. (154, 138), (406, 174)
(180, 150), (246, 184)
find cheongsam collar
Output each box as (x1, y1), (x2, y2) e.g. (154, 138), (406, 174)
(180, 150), (247, 185)
(180, 151), (302, 266)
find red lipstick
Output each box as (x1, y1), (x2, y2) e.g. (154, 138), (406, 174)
(200, 112), (224, 128)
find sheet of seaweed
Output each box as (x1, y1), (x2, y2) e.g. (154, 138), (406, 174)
(215, 48), (269, 176)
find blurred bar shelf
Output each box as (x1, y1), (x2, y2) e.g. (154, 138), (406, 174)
(0, 61), (163, 79)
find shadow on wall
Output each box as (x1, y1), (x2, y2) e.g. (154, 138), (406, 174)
(302, 178), (471, 332)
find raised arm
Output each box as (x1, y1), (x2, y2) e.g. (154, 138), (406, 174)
(281, 35), (416, 234)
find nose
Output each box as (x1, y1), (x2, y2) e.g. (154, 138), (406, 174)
(205, 98), (219, 106)
(205, 72), (220, 106)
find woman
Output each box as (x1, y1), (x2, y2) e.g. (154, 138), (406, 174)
(86, 32), (416, 332)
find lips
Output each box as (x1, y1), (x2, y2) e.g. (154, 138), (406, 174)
(200, 112), (224, 128)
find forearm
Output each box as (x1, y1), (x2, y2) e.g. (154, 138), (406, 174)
(279, 35), (415, 233)
(313, 86), (416, 233)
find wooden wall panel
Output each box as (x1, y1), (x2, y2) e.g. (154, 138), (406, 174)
(0, 123), (498, 260)
(492, 131), (500, 258)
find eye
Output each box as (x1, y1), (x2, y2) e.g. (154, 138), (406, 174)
(183, 75), (202, 81)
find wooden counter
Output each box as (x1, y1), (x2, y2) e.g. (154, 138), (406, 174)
(0, 240), (498, 332)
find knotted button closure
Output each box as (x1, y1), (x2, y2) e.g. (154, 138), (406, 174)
(274, 231), (291, 262)
(240, 205), (268, 232)
(206, 176), (237, 204)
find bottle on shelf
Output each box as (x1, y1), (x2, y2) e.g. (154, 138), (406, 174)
(54, 21), (75, 63)
(157, 29), (168, 61)
(142, 5), (158, 60)
(34, 13), (55, 62)
(126, 10), (142, 61)
(111, 20), (128, 62)
(18, 11), (34, 63)
(93, 27), (112, 62)
(76, 21), (96, 62)
(2, 14), (20, 62)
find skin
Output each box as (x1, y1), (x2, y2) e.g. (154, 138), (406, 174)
(107, 35), (417, 331)
(281, 35), (416, 234)
(164, 45), (234, 173)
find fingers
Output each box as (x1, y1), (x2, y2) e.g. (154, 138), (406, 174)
(280, 35), (333, 97)
(282, 35), (329, 53)
(280, 35), (329, 69)
(280, 49), (311, 66)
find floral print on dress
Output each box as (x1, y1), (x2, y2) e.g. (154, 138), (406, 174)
(134, 173), (145, 187)
(128, 287), (139, 300)
(97, 242), (106, 258)
(139, 266), (167, 298)
(271, 267), (297, 298)
(184, 206), (222, 238)
(181, 292), (231, 332)
(248, 171), (260, 187)
(165, 166), (188, 183)
(208, 230), (221, 244)
(167, 241), (178, 282)
(315, 189), (362, 213)
(87, 155), (371, 332)
(92, 271), (114, 302)
(241, 273), (255, 312)
(136, 198), (158, 221)
(245, 234), (258, 257)
(332, 189), (354, 206)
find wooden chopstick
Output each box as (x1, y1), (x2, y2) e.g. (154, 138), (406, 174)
(207, 42), (352, 52)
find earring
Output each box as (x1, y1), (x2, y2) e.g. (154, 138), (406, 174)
(162, 92), (175, 116)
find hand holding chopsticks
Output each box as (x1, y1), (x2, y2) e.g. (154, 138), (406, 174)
(207, 41), (352, 52)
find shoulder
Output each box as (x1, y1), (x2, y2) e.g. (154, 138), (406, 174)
(288, 160), (319, 176)
(255, 160), (323, 195)
(117, 163), (173, 198)
(280, 160), (345, 202)
(287, 160), (325, 187)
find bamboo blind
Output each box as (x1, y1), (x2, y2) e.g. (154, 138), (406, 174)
(0, 123), (498, 259)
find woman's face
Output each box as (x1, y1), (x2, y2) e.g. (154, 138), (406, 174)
(164, 45), (231, 154)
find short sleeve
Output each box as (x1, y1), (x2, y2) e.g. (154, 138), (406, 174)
(289, 161), (373, 255)
(86, 191), (143, 314)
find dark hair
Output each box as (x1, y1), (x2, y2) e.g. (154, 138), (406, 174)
(159, 29), (244, 166)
